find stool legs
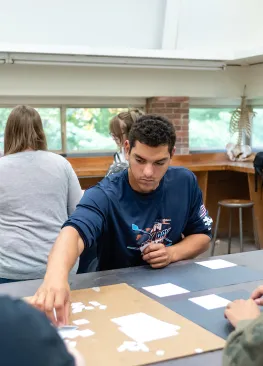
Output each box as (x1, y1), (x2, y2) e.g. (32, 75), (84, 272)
(239, 207), (243, 252)
(228, 210), (232, 254)
(211, 205), (221, 256)
(252, 206), (259, 249)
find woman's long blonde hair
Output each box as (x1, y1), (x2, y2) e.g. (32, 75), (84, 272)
(4, 105), (47, 155)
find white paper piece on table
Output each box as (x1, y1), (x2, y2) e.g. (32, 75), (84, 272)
(85, 306), (94, 311)
(112, 313), (180, 343)
(72, 308), (84, 314)
(79, 329), (95, 338)
(189, 294), (231, 310)
(196, 259), (237, 269)
(89, 301), (101, 307)
(58, 329), (80, 339)
(73, 319), (90, 326)
(71, 302), (84, 308)
(142, 283), (189, 297)
(117, 341), (149, 352)
(156, 350), (165, 356)
(99, 305), (107, 310)
(92, 287), (100, 292)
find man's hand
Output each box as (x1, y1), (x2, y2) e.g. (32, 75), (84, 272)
(224, 299), (260, 328)
(30, 277), (70, 326)
(251, 285), (263, 305)
(142, 243), (173, 268)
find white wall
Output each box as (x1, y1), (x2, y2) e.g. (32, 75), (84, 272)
(0, 64), (245, 101)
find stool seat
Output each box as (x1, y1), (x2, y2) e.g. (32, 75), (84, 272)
(210, 198), (258, 256)
(219, 199), (254, 208)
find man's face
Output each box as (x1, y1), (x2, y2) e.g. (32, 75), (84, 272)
(125, 141), (175, 193)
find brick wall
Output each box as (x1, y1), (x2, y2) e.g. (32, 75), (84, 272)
(146, 97), (189, 155)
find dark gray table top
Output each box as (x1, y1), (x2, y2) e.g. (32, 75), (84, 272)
(1, 250), (263, 366)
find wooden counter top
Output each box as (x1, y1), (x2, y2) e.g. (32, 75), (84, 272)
(67, 153), (254, 178)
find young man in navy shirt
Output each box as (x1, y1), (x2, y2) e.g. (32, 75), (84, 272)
(33, 115), (212, 325)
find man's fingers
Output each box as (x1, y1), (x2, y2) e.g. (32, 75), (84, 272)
(54, 290), (69, 326)
(144, 254), (167, 264)
(255, 298), (263, 306)
(143, 249), (166, 262)
(251, 286), (263, 300)
(35, 290), (47, 311)
(143, 243), (164, 255)
(151, 261), (168, 269)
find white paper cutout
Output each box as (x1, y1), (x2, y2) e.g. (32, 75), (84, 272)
(117, 341), (149, 352)
(189, 294), (230, 310)
(99, 305), (107, 310)
(72, 308), (83, 314)
(195, 348), (203, 353)
(92, 287), (100, 292)
(196, 259), (237, 269)
(112, 313), (179, 343)
(73, 319), (90, 326)
(79, 329), (95, 338)
(156, 350), (165, 356)
(89, 301), (101, 307)
(71, 302), (83, 308)
(58, 329), (80, 339)
(85, 306), (94, 311)
(143, 283), (189, 297)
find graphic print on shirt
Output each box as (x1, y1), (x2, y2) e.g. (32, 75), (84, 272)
(127, 219), (172, 251)
(199, 204), (213, 230)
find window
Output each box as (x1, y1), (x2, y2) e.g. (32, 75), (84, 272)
(66, 108), (123, 152)
(0, 107), (61, 152)
(189, 108), (235, 151)
(0, 106), (131, 155)
(0, 108), (12, 151)
(252, 108), (263, 150)
(36, 108), (62, 151)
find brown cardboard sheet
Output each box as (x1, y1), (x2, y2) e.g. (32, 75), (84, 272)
(67, 283), (225, 365)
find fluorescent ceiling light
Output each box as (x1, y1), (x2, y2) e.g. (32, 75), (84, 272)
(5, 53), (226, 70)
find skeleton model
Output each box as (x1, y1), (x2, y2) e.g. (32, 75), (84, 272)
(226, 86), (255, 161)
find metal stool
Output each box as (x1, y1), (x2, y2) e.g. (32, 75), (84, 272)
(210, 199), (258, 256)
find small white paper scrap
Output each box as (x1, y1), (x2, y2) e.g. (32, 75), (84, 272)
(117, 341), (149, 353)
(73, 319), (90, 326)
(72, 308), (83, 314)
(189, 294), (230, 310)
(156, 350), (165, 356)
(92, 287), (100, 292)
(89, 301), (101, 307)
(195, 348), (203, 353)
(85, 306), (94, 311)
(99, 305), (107, 310)
(143, 283), (189, 298)
(196, 259), (237, 269)
(79, 329), (95, 338)
(71, 302), (83, 308)
(58, 329), (80, 339)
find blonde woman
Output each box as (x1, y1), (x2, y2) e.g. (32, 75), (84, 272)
(107, 109), (144, 176)
(0, 105), (82, 282)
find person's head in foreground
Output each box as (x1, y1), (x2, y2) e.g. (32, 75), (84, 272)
(0, 296), (85, 366)
(223, 284), (263, 365)
(109, 109), (144, 150)
(124, 114), (176, 193)
(4, 105), (47, 156)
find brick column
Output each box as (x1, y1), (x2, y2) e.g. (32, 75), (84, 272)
(146, 97), (189, 155)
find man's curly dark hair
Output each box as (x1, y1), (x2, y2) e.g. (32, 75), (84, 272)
(128, 115), (176, 155)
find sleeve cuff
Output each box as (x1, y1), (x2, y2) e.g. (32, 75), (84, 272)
(235, 319), (254, 332)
